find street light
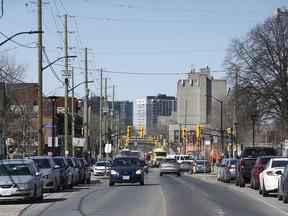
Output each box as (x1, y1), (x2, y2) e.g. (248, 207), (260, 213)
(48, 96), (59, 155)
(251, 113), (257, 146)
(0, 31), (43, 46)
(205, 95), (223, 156)
(234, 122), (239, 157)
(38, 55), (77, 156)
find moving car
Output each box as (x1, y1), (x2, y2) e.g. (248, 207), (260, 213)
(0, 159), (43, 202)
(109, 156), (144, 186)
(160, 158), (181, 177)
(93, 161), (111, 176)
(26, 156), (61, 192)
(259, 157), (288, 197)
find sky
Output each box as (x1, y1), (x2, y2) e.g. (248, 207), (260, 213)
(0, 0), (286, 106)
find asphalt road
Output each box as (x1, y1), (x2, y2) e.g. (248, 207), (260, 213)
(0, 169), (288, 216)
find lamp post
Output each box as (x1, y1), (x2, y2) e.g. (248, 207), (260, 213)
(251, 113), (257, 146)
(38, 55), (77, 156)
(205, 95), (223, 156)
(0, 31), (43, 46)
(48, 96), (59, 155)
(234, 122), (239, 157)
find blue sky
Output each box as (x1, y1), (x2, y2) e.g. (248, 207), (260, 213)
(0, 0), (286, 104)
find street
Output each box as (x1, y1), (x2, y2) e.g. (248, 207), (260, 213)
(0, 168), (288, 216)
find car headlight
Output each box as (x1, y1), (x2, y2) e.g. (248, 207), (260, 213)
(110, 170), (118, 175)
(135, 169), (142, 175)
(43, 172), (54, 179)
(18, 182), (33, 189)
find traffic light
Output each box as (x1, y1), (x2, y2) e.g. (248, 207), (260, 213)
(139, 126), (144, 138)
(196, 124), (201, 138)
(118, 138), (122, 148)
(163, 138), (167, 147)
(155, 139), (158, 147)
(227, 127), (232, 136)
(125, 138), (129, 148)
(127, 126), (132, 138)
(182, 128), (187, 138)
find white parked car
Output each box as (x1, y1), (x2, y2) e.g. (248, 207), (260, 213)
(259, 157), (288, 197)
(93, 161), (111, 176)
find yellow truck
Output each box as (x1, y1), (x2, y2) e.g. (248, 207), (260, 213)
(151, 148), (167, 167)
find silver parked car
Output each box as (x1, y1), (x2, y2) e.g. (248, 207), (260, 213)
(51, 157), (74, 189)
(0, 159), (43, 202)
(222, 158), (238, 183)
(26, 156), (61, 192)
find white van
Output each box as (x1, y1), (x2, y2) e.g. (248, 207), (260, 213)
(166, 155), (194, 163)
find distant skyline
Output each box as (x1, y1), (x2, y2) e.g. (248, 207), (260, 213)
(0, 0), (286, 108)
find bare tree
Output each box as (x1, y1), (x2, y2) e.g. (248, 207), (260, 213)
(224, 14), (288, 144)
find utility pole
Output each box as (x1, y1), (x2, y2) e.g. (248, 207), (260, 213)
(99, 69), (103, 160)
(71, 68), (75, 157)
(64, 14), (69, 156)
(37, 0), (43, 156)
(84, 47), (89, 154)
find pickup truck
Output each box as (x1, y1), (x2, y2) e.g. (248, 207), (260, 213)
(235, 146), (278, 187)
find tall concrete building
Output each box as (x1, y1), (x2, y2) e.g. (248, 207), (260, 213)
(169, 67), (227, 146)
(137, 94), (177, 135)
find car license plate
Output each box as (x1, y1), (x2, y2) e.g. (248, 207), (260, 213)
(123, 176), (130, 180)
(1, 190), (11, 196)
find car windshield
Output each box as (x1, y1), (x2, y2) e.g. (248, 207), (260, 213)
(0, 164), (32, 176)
(163, 159), (177, 164)
(197, 161), (209, 165)
(243, 148), (276, 157)
(33, 159), (51, 169)
(96, 162), (108, 166)
(113, 158), (140, 166)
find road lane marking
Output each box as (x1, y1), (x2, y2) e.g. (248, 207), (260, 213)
(160, 185), (167, 216)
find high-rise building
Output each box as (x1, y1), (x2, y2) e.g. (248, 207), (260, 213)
(137, 94), (177, 134)
(169, 67), (227, 146)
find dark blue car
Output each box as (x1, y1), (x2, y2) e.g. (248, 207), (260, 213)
(109, 156), (144, 186)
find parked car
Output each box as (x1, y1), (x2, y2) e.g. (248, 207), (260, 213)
(195, 160), (211, 173)
(259, 157), (288, 197)
(93, 161), (111, 176)
(160, 158), (181, 177)
(0, 159), (43, 202)
(216, 158), (229, 181)
(179, 161), (192, 173)
(139, 158), (149, 173)
(235, 146), (277, 188)
(65, 157), (79, 186)
(109, 156), (144, 186)
(277, 164), (288, 203)
(26, 156), (61, 192)
(51, 156), (74, 189)
(222, 158), (238, 183)
(250, 155), (283, 190)
(77, 158), (91, 183)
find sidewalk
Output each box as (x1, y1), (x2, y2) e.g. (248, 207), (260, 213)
(187, 172), (217, 181)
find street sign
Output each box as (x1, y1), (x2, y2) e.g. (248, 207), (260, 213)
(105, 143), (112, 153)
(285, 139), (288, 149)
